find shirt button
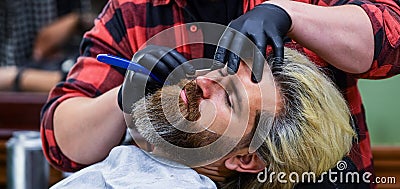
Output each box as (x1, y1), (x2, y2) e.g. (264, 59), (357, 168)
(190, 25), (198, 32)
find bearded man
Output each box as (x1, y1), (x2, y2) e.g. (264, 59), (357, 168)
(51, 48), (364, 189)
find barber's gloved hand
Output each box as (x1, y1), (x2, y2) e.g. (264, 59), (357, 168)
(213, 3), (292, 83)
(118, 45), (195, 113)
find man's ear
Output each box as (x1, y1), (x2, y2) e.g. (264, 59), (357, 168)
(224, 153), (266, 173)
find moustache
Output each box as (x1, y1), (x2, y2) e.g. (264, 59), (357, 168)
(179, 79), (202, 121)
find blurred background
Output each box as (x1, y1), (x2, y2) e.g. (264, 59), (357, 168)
(358, 76), (400, 189)
(0, 0), (399, 188)
(0, 0), (108, 188)
(359, 76), (400, 146)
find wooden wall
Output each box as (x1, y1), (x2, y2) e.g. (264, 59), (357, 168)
(0, 92), (398, 188)
(373, 147), (400, 188)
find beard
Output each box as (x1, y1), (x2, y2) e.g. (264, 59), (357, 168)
(130, 79), (221, 149)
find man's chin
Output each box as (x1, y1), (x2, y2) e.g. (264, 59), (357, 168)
(130, 82), (201, 146)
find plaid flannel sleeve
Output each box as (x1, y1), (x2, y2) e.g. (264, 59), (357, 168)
(296, 0), (400, 79)
(350, 0), (400, 79)
(40, 0), (131, 172)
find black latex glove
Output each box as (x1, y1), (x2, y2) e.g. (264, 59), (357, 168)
(118, 45), (195, 113)
(213, 3), (292, 83)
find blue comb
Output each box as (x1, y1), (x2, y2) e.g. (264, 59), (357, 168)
(96, 54), (163, 84)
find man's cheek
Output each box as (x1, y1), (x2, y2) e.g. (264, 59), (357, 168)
(197, 100), (219, 131)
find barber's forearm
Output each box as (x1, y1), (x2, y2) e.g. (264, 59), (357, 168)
(19, 69), (62, 92)
(54, 86), (126, 165)
(266, 0), (374, 74)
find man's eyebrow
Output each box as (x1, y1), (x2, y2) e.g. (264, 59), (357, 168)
(228, 78), (242, 112)
(218, 69), (228, 77)
(217, 68), (241, 111)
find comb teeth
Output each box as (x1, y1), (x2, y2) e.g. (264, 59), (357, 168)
(186, 69), (212, 78)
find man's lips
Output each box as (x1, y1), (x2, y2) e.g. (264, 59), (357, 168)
(180, 89), (188, 106)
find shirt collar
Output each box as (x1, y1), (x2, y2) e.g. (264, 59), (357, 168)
(152, 0), (187, 7)
(152, 0), (264, 10)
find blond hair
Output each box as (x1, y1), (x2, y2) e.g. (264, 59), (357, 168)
(224, 48), (356, 189)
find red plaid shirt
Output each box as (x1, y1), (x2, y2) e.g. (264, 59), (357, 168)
(41, 0), (400, 182)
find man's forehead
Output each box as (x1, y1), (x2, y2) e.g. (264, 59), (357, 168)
(240, 58), (273, 74)
(239, 59), (280, 114)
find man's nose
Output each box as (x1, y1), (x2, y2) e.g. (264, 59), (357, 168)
(196, 76), (225, 99)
